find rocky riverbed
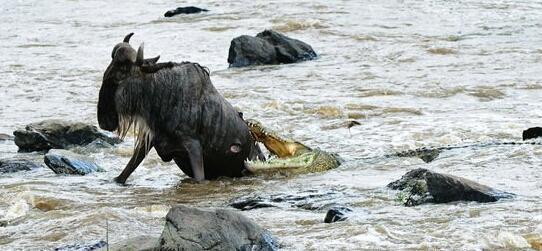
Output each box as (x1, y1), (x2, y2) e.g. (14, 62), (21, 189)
(2, 0), (542, 250)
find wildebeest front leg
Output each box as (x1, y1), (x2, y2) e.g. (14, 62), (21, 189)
(182, 138), (205, 181)
(115, 144), (153, 184)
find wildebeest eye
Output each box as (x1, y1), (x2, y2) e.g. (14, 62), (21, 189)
(230, 143), (242, 153)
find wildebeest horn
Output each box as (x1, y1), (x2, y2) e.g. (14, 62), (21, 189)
(123, 33), (134, 43)
(135, 43), (144, 66)
(144, 55), (160, 65)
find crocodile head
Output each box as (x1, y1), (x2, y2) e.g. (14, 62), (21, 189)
(244, 119), (340, 174)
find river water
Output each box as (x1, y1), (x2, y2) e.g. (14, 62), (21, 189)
(1, 0), (542, 250)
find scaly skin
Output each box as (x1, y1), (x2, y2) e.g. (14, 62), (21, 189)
(244, 119), (341, 175)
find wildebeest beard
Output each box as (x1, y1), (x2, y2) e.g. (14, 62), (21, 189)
(97, 33), (264, 184)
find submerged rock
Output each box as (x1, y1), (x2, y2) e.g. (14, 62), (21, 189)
(54, 240), (106, 251)
(164, 6), (209, 17)
(230, 198), (276, 211)
(108, 236), (159, 250)
(159, 205), (278, 251)
(228, 30), (317, 67)
(13, 120), (120, 152)
(230, 190), (342, 211)
(523, 127), (542, 140)
(44, 150), (103, 175)
(388, 168), (514, 206)
(324, 206), (352, 223)
(0, 158), (41, 173)
(394, 147), (441, 163)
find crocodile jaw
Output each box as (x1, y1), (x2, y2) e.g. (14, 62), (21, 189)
(244, 152), (317, 174)
(245, 119), (310, 157)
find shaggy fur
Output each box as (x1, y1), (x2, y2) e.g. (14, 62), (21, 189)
(97, 34), (262, 183)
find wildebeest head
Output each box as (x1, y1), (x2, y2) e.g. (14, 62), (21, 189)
(97, 33), (148, 132)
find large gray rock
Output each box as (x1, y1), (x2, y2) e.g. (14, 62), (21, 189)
(44, 149), (103, 175)
(228, 30), (317, 67)
(388, 168), (514, 206)
(159, 205), (278, 251)
(14, 120), (120, 152)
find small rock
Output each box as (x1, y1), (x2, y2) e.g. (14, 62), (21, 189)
(54, 240), (107, 251)
(164, 6), (208, 17)
(159, 205), (278, 251)
(228, 30), (317, 67)
(388, 168), (514, 206)
(523, 127), (542, 140)
(44, 150), (103, 175)
(107, 235), (159, 250)
(0, 158), (41, 173)
(230, 198), (277, 211)
(230, 191), (341, 211)
(13, 120), (121, 152)
(324, 206), (352, 223)
(395, 148), (441, 163)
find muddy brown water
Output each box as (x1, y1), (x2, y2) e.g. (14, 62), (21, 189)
(1, 0), (542, 250)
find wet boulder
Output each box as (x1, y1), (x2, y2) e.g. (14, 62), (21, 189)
(0, 158), (41, 173)
(164, 6), (209, 17)
(228, 30), (317, 67)
(13, 120), (120, 152)
(230, 190), (342, 211)
(523, 127), (542, 140)
(54, 240), (106, 251)
(324, 206), (352, 223)
(107, 236), (159, 251)
(44, 150), (103, 175)
(388, 168), (514, 206)
(159, 205), (278, 251)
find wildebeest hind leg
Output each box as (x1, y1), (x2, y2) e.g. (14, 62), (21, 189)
(115, 143), (153, 184)
(182, 138), (205, 181)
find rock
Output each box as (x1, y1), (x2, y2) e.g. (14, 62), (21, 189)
(388, 168), (514, 206)
(0, 133), (14, 141)
(324, 206), (352, 223)
(159, 205), (278, 251)
(395, 147), (441, 163)
(228, 30), (317, 67)
(44, 150), (103, 175)
(13, 120), (121, 152)
(230, 190), (341, 211)
(523, 127), (542, 140)
(230, 198), (277, 211)
(54, 240), (107, 251)
(0, 158), (41, 173)
(164, 6), (208, 17)
(107, 236), (159, 251)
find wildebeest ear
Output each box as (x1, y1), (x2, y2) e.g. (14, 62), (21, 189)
(123, 32), (134, 43)
(143, 55), (160, 65)
(135, 43), (144, 66)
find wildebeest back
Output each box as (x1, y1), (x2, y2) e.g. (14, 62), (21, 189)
(115, 63), (254, 178)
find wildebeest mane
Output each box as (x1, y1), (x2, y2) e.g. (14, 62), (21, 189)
(115, 61), (209, 154)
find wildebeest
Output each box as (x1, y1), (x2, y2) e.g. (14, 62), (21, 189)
(97, 33), (264, 184)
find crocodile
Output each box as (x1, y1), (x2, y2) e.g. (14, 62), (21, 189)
(244, 119), (341, 175)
